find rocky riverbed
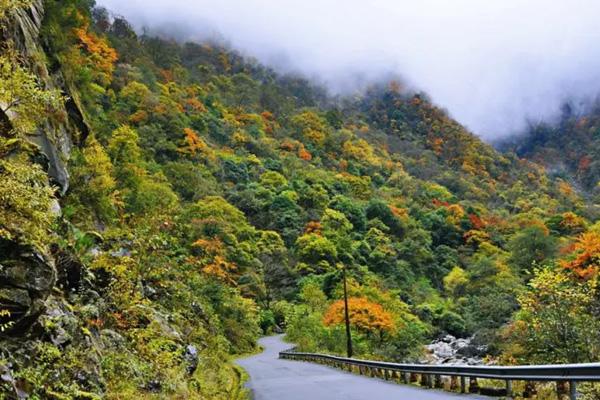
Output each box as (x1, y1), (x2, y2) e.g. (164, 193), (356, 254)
(421, 335), (487, 365)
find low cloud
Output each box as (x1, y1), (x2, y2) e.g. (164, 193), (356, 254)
(97, 0), (600, 140)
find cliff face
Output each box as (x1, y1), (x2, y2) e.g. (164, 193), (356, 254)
(0, 1), (88, 335)
(2, 0), (89, 194)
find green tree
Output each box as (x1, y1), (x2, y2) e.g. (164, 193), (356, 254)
(443, 266), (468, 298)
(510, 267), (600, 363)
(0, 156), (55, 248)
(0, 55), (63, 135)
(296, 233), (337, 274)
(508, 225), (557, 273)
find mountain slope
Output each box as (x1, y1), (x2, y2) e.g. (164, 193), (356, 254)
(0, 1), (598, 399)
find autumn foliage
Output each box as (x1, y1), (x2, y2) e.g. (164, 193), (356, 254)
(192, 237), (238, 284)
(561, 231), (600, 279)
(323, 297), (394, 334)
(74, 24), (118, 77)
(181, 127), (207, 156)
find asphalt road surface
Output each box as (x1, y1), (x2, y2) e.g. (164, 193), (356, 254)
(237, 335), (488, 400)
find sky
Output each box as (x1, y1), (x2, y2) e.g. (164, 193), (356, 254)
(97, 0), (600, 140)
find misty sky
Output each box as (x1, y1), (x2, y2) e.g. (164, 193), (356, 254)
(97, 0), (600, 140)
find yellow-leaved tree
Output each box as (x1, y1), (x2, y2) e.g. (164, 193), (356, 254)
(323, 297), (394, 335)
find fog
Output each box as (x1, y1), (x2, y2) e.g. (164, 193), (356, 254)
(97, 0), (600, 140)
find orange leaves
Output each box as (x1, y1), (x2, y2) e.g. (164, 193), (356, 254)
(128, 110), (148, 124)
(193, 237), (224, 254)
(159, 69), (174, 83)
(280, 140), (296, 152)
(180, 128), (207, 156)
(468, 213), (486, 230)
(323, 297), (394, 334)
(561, 231), (600, 280)
(192, 237), (237, 284)
(280, 139), (312, 161)
(298, 144), (312, 161)
(202, 255), (237, 284)
(558, 181), (574, 198)
(304, 221), (322, 235)
(260, 111), (276, 134)
(430, 137), (444, 155)
(184, 97), (207, 113)
(432, 198), (450, 208)
(74, 24), (118, 78)
(389, 205), (408, 219)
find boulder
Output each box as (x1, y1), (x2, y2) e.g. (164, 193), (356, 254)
(422, 334), (487, 365)
(0, 239), (56, 335)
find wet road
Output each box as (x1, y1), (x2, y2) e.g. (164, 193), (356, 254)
(237, 335), (488, 400)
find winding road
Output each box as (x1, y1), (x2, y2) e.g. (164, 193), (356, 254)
(237, 335), (488, 400)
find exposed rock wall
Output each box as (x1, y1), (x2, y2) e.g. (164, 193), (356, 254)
(2, 0), (90, 194)
(0, 1), (89, 335)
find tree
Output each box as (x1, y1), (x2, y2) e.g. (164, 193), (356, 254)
(74, 22), (118, 83)
(443, 266), (468, 298)
(561, 231), (600, 280)
(0, 156), (55, 248)
(260, 170), (288, 191)
(0, 55), (63, 135)
(290, 110), (329, 147)
(323, 297), (394, 335)
(256, 230), (295, 306)
(108, 125), (142, 168)
(328, 195), (366, 232)
(509, 267), (600, 363)
(366, 200), (404, 237)
(296, 233), (337, 273)
(68, 136), (118, 223)
(508, 225), (557, 273)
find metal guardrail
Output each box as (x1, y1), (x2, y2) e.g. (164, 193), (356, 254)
(279, 349), (600, 399)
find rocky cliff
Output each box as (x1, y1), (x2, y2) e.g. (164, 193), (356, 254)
(2, 0), (89, 193)
(0, 0), (88, 336)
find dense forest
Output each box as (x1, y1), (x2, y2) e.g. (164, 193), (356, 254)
(500, 102), (600, 204)
(1, 1), (599, 399)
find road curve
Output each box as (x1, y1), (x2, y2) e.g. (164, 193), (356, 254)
(236, 335), (489, 400)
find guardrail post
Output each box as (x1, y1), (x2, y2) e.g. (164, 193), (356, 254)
(410, 372), (418, 383)
(469, 377), (479, 393)
(450, 376), (458, 391)
(524, 382), (537, 398)
(401, 371), (409, 384)
(569, 381), (577, 400)
(506, 380), (513, 398)
(460, 376), (466, 393)
(556, 381), (567, 398)
(434, 375), (443, 389)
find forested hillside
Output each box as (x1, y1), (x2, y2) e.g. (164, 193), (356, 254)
(1, 1), (599, 399)
(501, 102), (600, 204)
